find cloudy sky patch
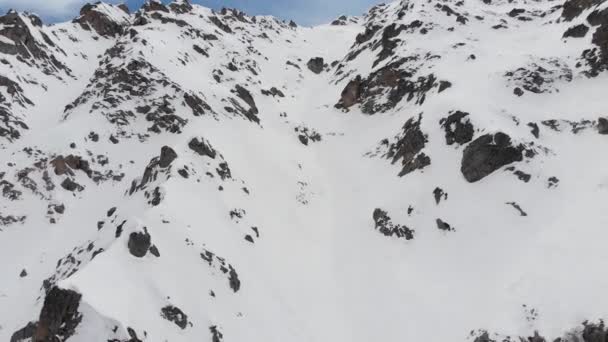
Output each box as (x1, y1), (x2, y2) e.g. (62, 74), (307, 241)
(0, 0), (383, 26)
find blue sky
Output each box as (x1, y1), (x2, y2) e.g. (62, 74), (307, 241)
(0, 0), (384, 26)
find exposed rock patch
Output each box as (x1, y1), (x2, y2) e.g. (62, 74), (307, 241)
(372, 208), (414, 240)
(461, 133), (524, 183)
(440, 111), (474, 145)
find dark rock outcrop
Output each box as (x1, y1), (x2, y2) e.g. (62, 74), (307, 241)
(75, 3), (126, 37)
(461, 133), (524, 182)
(307, 57), (324, 74)
(336, 58), (438, 114)
(261, 87), (285, 97)
(385, 114), (431, 176)
(34, 287), (82, 342)
(159, 146), (177, 168)
(436, 218), (454, 231)
(128, 230), (152, 258)
(561, 0), (603, 21)
(61, 178), (84, 192)
(161, 305), (189, 329)
(336, 76), (362, 109)
(142, 0), (170, 13)
(169, 0), (193, 14)
(372, 208), (414, 240)
(563, 24), (590, 38)
(440, 111), (474, 145)
(188, 138), (217, 158)
(10, 321), (37, 342)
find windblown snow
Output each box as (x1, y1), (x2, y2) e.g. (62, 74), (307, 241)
(1, 0), (608, 341)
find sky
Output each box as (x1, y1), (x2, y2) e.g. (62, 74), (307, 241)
(0, 0), (384, 26)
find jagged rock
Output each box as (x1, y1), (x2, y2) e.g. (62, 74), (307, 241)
(336, 76), (362, 109)
(149, 245), (160, 257)
(385, 114), (431, 176)
(461, 133), (524, 183)
(587, 7), (608, 26)
(128, 230), (151, 258)
(209, 16), (232, 33)
(289, 20), (298, 28)
(169, 0), (193, 14)
(598, 117), (608, 134)
(261, 87), (285, 97)
(19, 269), (27, 277)
(561, 0), (603, 21)
(34, 287), (82, 342)
(372, 208), (414, 240)
(356, 25), (381, 44)
(159, 146), (177, 168)
(188, 138), (217, 158)
(232, 85), (259, 122)
(0, 11), (69, 75)
(336, 58), (438, 114)
(75, 3), (126, 37)
(563, 24), (590, 38)
(142, 0), (170, 13)
(307, 57), (324, 74)
(440, 111), (474, 145)
(161, 305), (189, 329)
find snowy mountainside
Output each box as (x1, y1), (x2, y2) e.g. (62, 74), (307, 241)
(1, 0), (608, 341)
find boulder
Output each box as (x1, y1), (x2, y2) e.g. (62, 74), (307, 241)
(461, 132), (523, 182)
(307, 57), (324, 74)
(598, 117), (608, 134)
(128, 231), (151, 258)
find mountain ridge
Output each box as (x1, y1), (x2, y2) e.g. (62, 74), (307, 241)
(1, 0), (608, 341)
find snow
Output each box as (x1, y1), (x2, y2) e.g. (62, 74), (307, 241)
(0, 1), (607, 342)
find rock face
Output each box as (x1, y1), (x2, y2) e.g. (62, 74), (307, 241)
(34, 287), (82, 342)
(75, 3), (128, 37)
(307, 57), (324, 74)
(461, 133), (524, 183)
(336, 76), (362, 109)
(385, 114), (431, 176)
(169, 0), (193, 14)
(336, 58), (438, 114)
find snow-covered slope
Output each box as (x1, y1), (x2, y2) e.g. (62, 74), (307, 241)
(1, 0), (608, 341)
